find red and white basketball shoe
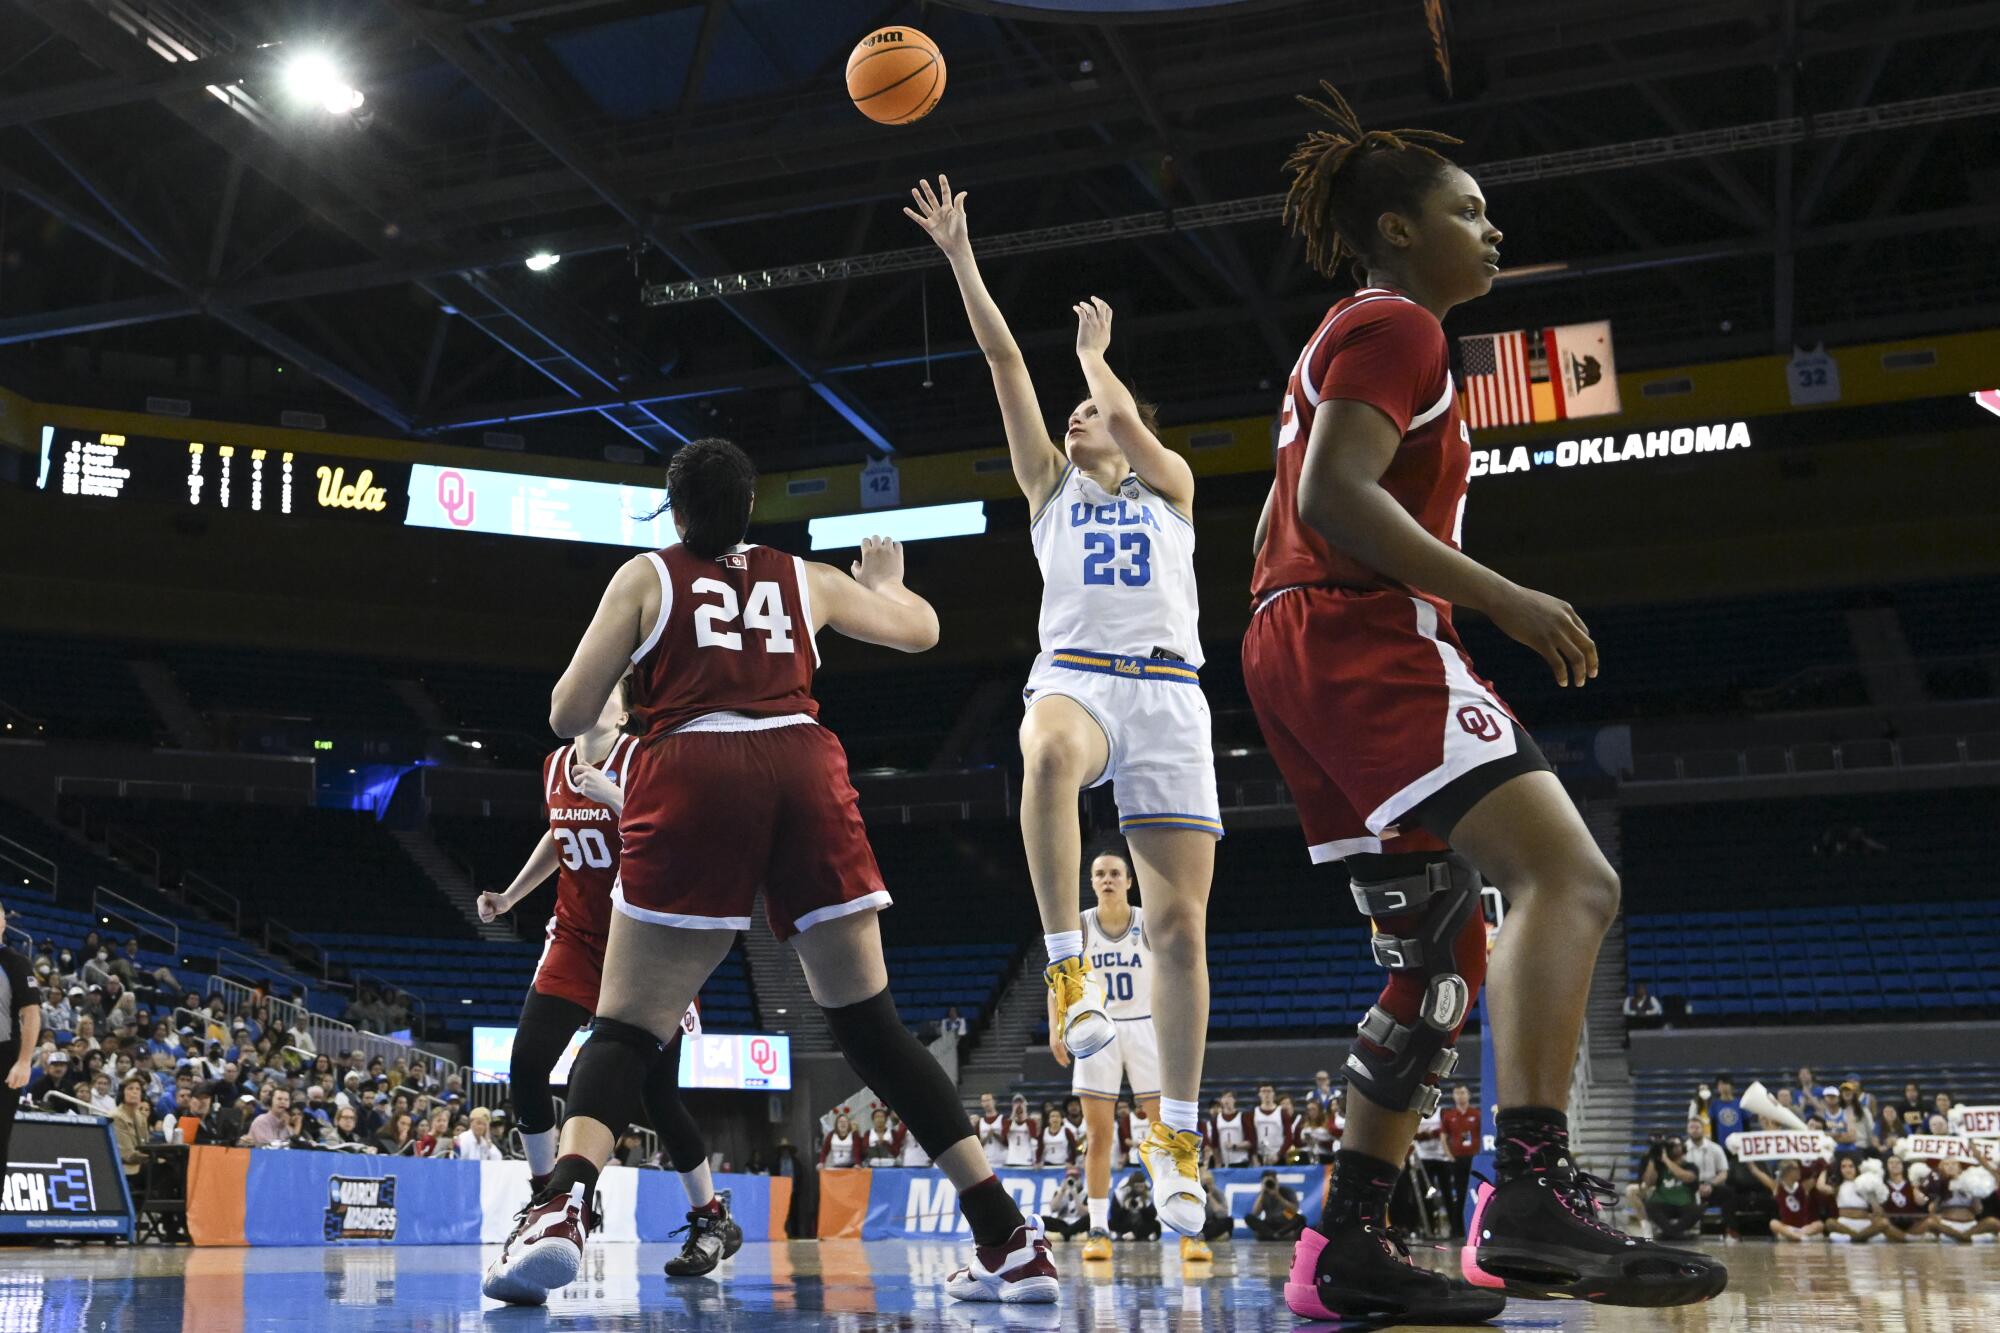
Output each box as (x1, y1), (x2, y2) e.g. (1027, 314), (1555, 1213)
(944, 1215), (1061, 1304)
(483, 1182), (590, 1306)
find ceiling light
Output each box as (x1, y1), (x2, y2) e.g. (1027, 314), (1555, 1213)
(284, 54), (362, 115)
(525, 252), (560, 272)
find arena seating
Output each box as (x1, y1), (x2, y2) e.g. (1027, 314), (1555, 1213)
(1893, 578), (2000, 700)
(865, 826), (1044, 1037)
(0, 633), (162, 743)
(0, 798), (313, 993)
(1457, 588), (1863, 728)
(431, 814), (545, 904)
(71, 797), (470, 939)
(1622, 789), (1996, 913)
(309, 931), (759, 1034)
(1626, 900), (2000, 1021)
(164, 645), (421, 732)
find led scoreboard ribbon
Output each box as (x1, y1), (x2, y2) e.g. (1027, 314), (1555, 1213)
(35, 425), (407, 523)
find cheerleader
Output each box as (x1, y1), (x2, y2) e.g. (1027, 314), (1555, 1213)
(820, 1111), (861, 1170)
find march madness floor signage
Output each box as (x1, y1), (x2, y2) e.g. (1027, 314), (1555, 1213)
(846, 1166), (1328, 1242)
(244, 1150), (481, 1247)
(0, 1113), (134, 1239)
(187, 1148), (786, 1247)
(324, 1174), (399, 1242)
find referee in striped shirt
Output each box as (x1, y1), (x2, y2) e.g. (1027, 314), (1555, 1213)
(0, 903), (43, 1173)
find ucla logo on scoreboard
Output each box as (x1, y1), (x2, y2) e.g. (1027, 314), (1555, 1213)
(324, 1175), (399, 1242)
(0, 1158), (97, 1214)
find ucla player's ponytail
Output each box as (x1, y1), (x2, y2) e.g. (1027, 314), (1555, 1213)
(653, 437), (756, 559)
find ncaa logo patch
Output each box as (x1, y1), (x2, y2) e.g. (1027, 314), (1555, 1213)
(718, 553), (748, 570)
(1457, 706), (1502, 742)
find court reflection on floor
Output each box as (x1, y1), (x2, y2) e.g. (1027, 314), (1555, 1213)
(1, 1237), (1996, 1331)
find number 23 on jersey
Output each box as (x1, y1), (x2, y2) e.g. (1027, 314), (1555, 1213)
(1081, 532), (1152, 587)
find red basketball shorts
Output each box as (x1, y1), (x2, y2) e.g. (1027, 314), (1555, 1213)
(531, 916), (606, 1012)
(1243, 586), (1522, 863)
(614, 717), (890, 940)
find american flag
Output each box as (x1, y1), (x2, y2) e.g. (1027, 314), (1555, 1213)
(1459, 330), (1533, 428)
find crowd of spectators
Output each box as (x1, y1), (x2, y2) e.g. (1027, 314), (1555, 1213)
(818, 1072), (1487, 1243)
(15, 926), (515, 1219)
(1623, 1067), (2000, 1243)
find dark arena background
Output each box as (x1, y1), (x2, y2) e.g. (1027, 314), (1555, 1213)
(0, 1), (1997, 1329)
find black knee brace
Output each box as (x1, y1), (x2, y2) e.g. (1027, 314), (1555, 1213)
(1343, 853), (1487, 1117)
(823, 989), (971, 1160)
(564, 1017), (668, 1134)
(639, 1033), (709, 1173)
(510, 991), (593, 1134)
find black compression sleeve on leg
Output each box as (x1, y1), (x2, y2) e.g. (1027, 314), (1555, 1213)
(821, 988), (973, 1160)
(510, 990), (594, 1134)
(564, 1017), (668, 1136)
(638, 1032), (709, 1172)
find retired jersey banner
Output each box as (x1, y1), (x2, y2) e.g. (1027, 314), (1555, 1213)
(1726, 1131), (1836, 1162)
(849, 1166), (1325, 1242)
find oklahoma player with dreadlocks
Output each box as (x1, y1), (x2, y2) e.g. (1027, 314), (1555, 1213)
(1244, 84), (1726, 1321)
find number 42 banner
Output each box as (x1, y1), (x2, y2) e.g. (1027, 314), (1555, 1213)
(861, 457), (900, 510)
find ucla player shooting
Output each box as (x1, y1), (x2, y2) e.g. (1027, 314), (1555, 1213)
(909, 179), (1219, 1241)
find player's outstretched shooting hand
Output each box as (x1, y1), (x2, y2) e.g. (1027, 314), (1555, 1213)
(903, 174), (970, 256)
(1073, 296), (1114, 356)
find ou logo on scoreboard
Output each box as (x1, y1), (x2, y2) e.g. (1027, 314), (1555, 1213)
(438, 471), (476, 527)
(1457, 706), (1502, 743)
(750, 1038), (778, 1076)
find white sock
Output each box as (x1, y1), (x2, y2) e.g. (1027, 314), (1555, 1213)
(524, 1127), (559, 1177)
(1088, 1197), (1111, 1233)
(1159, 1098), (1200, 1136)
(681, 1160), (715, 1210)
(1044, 932), (1083, 965)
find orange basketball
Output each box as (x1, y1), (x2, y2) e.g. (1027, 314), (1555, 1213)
(846, 26), (946, 126)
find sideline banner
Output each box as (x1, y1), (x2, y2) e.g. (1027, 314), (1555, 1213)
(1726, 1131), (1836, 1162)
(0, 1112), (134, 1239)
(835, 1166), (1327, 1242)
(1953, 1107), (2000, 1138)
(188, 1147), (783, 1247)
(1897, 1135), (1994, 1167)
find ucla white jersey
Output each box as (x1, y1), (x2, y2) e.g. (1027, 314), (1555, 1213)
(1083, 904), (1151, 1021)
(1030, 465), (1202, 667)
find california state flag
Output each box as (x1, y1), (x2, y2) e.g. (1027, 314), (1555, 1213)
(1543, 321), (1621, 421)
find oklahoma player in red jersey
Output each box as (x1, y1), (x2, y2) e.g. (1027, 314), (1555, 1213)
(474, 676), (738, 1279)
(1245, 85), (1723, 1321)
(483, 438), (1058, 1307)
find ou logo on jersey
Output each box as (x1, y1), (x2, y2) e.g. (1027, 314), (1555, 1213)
(1457, 705), (1502, 742)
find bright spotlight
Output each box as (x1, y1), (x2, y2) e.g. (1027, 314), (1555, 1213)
(284, 53), (361, 114)
(525, 252), (560, 272)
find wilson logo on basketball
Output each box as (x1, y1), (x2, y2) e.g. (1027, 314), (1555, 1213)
(1457, 706), (1502, 742)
